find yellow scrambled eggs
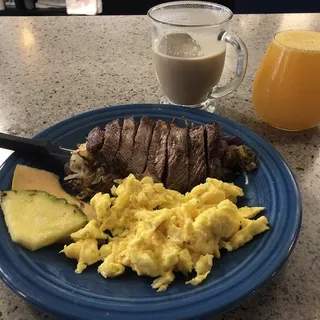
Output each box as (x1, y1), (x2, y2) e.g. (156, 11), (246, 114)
(61, 174), (269, 291)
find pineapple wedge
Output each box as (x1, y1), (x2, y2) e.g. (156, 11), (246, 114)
(0, 190), (87, 251)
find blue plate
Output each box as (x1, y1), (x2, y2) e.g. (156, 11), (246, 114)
(0, 104), (301, 320)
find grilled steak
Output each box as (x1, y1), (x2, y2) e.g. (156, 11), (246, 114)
(165, 124), (189, 193)
(99, 120), (122, 167)
(65, 117), (257, 198)
(114, 117), (138, 173)
(206, 123), (225, 179)
(127, 117), (155, 177)
(86, 127), (104, 154)
(188, 125), (207, 190)
(145, 120), (170, 182)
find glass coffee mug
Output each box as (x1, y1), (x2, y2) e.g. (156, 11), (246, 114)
(148, 1), (248, 111)
(252, 30), (320, 131)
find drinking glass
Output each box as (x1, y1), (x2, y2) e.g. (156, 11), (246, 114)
(148, 1), (248, 112)
(252, 30), (320, 131)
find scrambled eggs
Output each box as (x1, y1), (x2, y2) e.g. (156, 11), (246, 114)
(61, 174), (269, 291)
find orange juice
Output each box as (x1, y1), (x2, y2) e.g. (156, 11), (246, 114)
(252, 30), (320, 131)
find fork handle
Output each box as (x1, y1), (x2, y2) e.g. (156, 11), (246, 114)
(0, 132), (49, 154)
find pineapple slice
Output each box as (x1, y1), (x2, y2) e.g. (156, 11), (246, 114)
(0, 190), (87, 251)
(12, 165), (95, 220)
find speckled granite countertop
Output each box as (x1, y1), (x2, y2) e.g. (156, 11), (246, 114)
(0, 13), (319, 320)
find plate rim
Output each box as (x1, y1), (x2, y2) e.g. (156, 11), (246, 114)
(0, 104), (302, 320)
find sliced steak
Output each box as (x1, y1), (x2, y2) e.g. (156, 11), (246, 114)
(113, 117), (138, 173)
(188, 125), (207, 190)
(126, 117), (155, 177)
(99, 119), (122, 167)
(205, 123), (225, 179)
(145, 120), (170, 182)
(165, 124), (189, 193)
(86, 127), (104, 154)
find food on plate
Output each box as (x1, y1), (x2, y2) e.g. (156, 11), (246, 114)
(62, 174), (269, 291)
(145, 120), (169, 183)
(61, 220), (108, 273)
(165, 123), (189, 192)
(12, 165), (95, 220)
(0, 190), (87, 251)
(127, 117), (155, 177)
(64, 117), (258, 198)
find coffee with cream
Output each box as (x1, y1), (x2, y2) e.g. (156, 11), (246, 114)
(153, 33), (226, 105)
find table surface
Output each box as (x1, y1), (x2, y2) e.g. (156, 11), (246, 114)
(0, 13), (319, 320)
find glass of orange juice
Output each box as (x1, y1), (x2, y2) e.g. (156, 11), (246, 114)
(252, 30), (320, 131)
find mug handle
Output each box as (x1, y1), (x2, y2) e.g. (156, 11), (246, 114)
(209, 31), (248, 99)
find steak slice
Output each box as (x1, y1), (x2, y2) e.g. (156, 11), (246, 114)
(99, 120), (122, 167)
(188, 125), (207, 190)
(86, 127), (104, 154)
(165, 124), (189, 193)
(126, 117), (155, 177)
(113, 117), (138, 173)
(145, 120), (170, 183)
(205, 123), (225, 179)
